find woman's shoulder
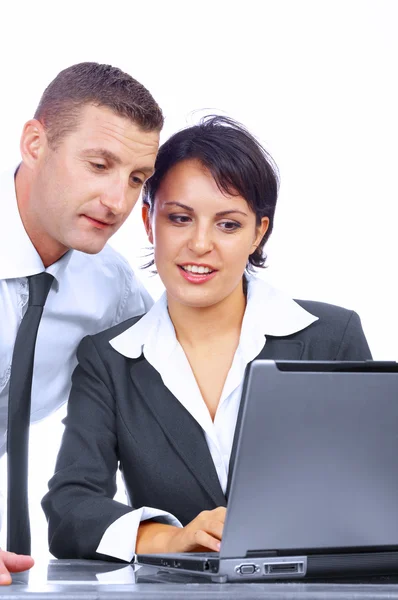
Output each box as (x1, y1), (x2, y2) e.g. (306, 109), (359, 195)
(292, 298), (366, 342)
(293, 298), (359, 325)
(77, 292), (170, 370)
(247, 276), (363, 340)
(289, 299), (371, 360)
(76, 314), (146, 365)
(253, 294), (371, 361)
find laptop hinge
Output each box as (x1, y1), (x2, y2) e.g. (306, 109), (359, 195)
(247, 545), (398, 558)
(246, 549), (278, 558)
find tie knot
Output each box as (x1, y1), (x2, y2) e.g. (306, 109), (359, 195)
(28, 272), (55, 307)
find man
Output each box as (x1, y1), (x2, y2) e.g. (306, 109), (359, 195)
(0, 62), (162, 583)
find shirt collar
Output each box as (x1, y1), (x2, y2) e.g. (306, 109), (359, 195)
(0, 166), (73, 288)
(242, 274), (318, 337)
(110, 292), (173, 359)
(110, 275), (319, 360)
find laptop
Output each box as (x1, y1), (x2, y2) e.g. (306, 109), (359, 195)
(137, 360), (398, 582)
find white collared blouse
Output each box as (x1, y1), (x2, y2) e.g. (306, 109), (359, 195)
(96, 275), (318, 561)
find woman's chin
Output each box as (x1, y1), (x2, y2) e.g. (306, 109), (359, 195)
(166, 286), (234, 311)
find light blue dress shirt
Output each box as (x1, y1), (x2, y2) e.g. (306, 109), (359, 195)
(0, 167), (153, 527)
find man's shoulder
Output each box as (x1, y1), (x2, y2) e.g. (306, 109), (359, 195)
(67, 244), (137, 300)
(66, 245), (152, 325)
(91, 314), (144, 343)
(69, 243), (132, 276)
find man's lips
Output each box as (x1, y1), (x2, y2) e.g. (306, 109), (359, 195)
(82, 215), (116, 229)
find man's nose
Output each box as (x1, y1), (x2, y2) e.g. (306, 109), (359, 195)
(100, 180), (132, 216)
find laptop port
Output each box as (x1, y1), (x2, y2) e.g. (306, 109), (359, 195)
(235, 563), (259, 575)
(264, 560), (305, 576)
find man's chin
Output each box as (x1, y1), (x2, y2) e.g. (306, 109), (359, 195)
(68, 237), (109, 255)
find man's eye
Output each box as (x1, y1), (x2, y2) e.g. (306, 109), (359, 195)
(131, 175), (144, 185)
(91, 162), (106, 170)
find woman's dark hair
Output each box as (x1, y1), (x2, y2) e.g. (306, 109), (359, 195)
(143, 115), (279, 271)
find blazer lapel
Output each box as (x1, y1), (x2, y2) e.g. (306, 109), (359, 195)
(226, 337), (305, 499)
(130, 358), (226, 507)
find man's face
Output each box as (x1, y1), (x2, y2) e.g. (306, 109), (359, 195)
(28, 104), (159, 258)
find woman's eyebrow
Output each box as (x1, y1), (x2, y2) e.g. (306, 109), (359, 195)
(216, 210), (248, 217)
(164, 202), (194, 211)
(164, 203), (248, 217)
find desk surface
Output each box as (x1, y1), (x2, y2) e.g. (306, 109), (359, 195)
(1, 559), (398, 599)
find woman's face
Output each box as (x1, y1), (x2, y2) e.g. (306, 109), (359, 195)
(143, 158), (269, 310)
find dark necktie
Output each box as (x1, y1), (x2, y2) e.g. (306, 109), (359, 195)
(7, 272), (54, 555)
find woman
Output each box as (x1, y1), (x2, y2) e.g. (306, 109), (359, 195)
(42, 116), (371, 562)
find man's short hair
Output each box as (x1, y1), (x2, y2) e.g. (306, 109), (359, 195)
(34, 62), (164, 147)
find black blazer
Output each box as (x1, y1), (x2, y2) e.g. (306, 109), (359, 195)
(42, 300), (371, 560)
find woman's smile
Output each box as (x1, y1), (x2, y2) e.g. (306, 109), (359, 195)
(178, 263), (218, 284)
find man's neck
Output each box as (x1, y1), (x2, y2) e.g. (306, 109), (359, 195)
(15, 164), (68, 267)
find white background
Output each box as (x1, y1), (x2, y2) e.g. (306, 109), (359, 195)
(0, 0), (397, 563)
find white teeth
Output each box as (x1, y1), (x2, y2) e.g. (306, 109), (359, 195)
(182, 265), (213, 274)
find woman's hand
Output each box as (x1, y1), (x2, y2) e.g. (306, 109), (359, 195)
(137, 506), (226, 554)
(168, 506), (226, 552)
(0, 549), (34, 585)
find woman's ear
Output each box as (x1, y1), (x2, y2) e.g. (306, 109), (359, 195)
(251, 217), (269, 253)
(142, 203), (154, 244)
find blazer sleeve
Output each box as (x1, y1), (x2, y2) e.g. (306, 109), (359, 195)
(335, 311), (372, 360)
(42, 335), (134, 560)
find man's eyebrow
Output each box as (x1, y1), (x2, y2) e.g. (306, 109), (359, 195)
(82, 148), (122, 165)
(139, 166), (156, 176)
(81, 148), (155, 175)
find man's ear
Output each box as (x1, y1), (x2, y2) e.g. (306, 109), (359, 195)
(251, 217), (269, 254)
(142, 203), (154, 244)
(20, 119), (47, 170)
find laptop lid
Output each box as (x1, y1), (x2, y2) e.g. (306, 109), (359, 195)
(220, 360), (398, 559)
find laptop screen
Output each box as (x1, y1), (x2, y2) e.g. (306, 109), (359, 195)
(221, 360), (398, 559)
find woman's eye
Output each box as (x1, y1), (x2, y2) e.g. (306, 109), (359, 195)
(219, 221), (241, 232)
(168, 214), (191, 224)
